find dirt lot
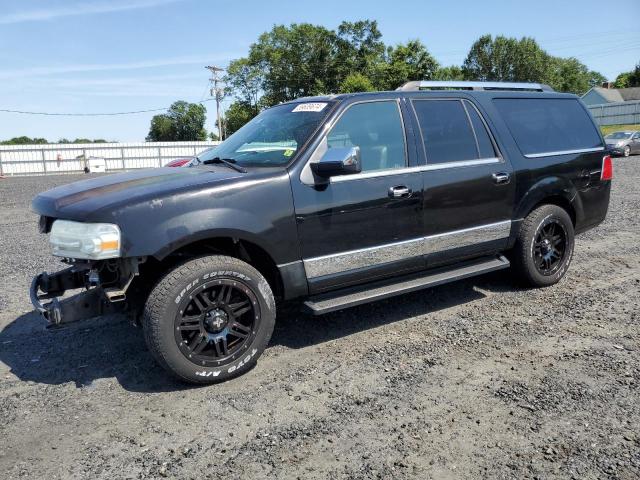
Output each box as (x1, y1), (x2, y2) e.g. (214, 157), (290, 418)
(0, 159), (639, 480)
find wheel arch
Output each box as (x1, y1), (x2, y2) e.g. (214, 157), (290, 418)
(148, 230), (287, 301)
(515, 176), (582, 227)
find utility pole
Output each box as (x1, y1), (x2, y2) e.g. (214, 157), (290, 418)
(205, 65), (225, 140)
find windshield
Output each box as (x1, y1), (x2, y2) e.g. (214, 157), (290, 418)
(198, 101), (335, 167)
(605, 132), (632, 139)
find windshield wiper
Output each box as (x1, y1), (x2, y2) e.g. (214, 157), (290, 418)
(202, 157), (247, 173)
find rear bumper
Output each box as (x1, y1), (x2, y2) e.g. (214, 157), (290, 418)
(607, 147), (626, 156)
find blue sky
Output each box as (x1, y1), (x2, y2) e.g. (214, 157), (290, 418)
(0, 0), (638, 142)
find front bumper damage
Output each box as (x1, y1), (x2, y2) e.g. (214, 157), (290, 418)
(30, 259), (141, 327)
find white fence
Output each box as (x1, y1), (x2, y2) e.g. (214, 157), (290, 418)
(0, 141), (220, 176)
(588, 100), (640, 126)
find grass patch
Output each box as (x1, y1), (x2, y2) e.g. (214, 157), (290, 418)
(600, 124), (640, 136)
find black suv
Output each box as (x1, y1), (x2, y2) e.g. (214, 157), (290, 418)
(30, 81), (612, 384)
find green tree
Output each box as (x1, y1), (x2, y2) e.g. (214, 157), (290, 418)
(146, 114), (174, 141)
(614, 72), (631, 88)
(146, 101), (207, 141)
(339, 72), (375, 93)
(462, 34), (606, 95)
(374, 40), (439, 90)
(335, 20), (385, 80)
(224, 101), (259, 136)
(547, 57), (606, 94)
(1, 136), (48, 145)
(463, 35), (548, 82)
(613, 62), (640, 88)
(246, 23), (340, 105)
(224, 58), (262, 112)
(434, 65), (465, 81)
(627, 61), (640, 87)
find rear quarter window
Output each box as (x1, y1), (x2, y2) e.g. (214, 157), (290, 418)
(493, 98), (603, 157)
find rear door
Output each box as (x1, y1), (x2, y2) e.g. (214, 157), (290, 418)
(410, 98), (516, 267)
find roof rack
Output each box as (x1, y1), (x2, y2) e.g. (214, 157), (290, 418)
(397, 81), (554, 92)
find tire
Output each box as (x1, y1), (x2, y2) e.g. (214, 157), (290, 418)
(143, 255), (276, 384)
(511, 204), (575, 288)
(623, 146), (630, 157)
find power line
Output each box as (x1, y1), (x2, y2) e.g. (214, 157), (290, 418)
(0, 98), (214, 117)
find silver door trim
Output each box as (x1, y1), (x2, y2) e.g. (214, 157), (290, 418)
(330, 157), (501, 183)
(524, 147), (605, 159)
(303, 220), (512, 279)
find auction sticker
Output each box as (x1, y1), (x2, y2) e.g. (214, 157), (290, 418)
(292, 102), (327, 113)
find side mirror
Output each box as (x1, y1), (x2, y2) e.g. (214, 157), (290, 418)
(311, 147), (361, 179)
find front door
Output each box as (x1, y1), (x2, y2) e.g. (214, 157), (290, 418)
(410, 98), (516, 267)
(291, 99), (424, 293)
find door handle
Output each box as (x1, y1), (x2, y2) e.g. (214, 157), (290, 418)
(492, 172), (510, 185)
(388, 185), (412, 198)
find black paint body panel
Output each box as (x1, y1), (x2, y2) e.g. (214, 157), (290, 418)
(32, 90), (611, 302)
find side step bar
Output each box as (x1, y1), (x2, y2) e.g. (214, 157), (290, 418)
(303, 255), (510, 315)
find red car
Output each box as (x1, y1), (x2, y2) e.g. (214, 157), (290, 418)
(165, 147), (214, 167)
(165, 156), (197, 167)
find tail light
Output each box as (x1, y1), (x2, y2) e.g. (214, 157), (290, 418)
(601, 155), (612, 181)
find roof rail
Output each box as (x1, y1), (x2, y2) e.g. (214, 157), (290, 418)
(397, 81), (554, 92)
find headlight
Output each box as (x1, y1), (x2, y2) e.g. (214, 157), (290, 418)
(49, 220), (121, 260)
(616, 141), (624, 147)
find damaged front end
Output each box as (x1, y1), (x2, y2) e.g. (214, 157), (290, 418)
(30, 257), (144, 327)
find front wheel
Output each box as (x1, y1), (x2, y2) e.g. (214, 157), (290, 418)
(624, 146), (630, 157)
(143, 255), (276, 384)
(511, 205), (575, 288)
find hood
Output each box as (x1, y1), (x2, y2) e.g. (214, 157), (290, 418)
(32, 166), (245, 222)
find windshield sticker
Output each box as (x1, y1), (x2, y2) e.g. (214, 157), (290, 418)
(292, 102), (327, 113)
(283, 149), (295, 157)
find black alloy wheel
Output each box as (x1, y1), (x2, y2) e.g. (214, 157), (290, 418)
(511, 204), (575, 288)
(532, 219), (567, 276)
(143, 255), (276, 384)
(174, 279), (259, 367)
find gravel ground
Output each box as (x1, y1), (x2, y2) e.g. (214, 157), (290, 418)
(0, 159), (639, 480)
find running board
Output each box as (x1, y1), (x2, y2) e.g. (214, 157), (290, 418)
(303, 255), (510, 315)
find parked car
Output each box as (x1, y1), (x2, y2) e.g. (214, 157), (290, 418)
(604, 131), (640, 157)
(164, 148), (213, 167)
(164, 157), (194, 167)
(30, 81), (611, 384)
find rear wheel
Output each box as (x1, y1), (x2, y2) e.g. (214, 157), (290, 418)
(511, 205), (574, 288)
(143, 255), (275, 384)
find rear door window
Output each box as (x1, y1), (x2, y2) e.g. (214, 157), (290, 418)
(493, 98), (602, 157)
(412, 100), (478, 164)
(412, 99), (497, 164)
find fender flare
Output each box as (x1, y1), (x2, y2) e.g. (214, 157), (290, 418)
(151, 227), (280, 263)
(514, 176), (583, 225)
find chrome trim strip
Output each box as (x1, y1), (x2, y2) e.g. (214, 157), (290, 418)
(276, 260), (303, 269)
(524, 147), (605, 159)
(425, 220), (511, 254)
(303, 220), (512, 278)
(303, 236), (424, 279)
(330, 157), (501, 183)
(422, 157), (501, 171)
